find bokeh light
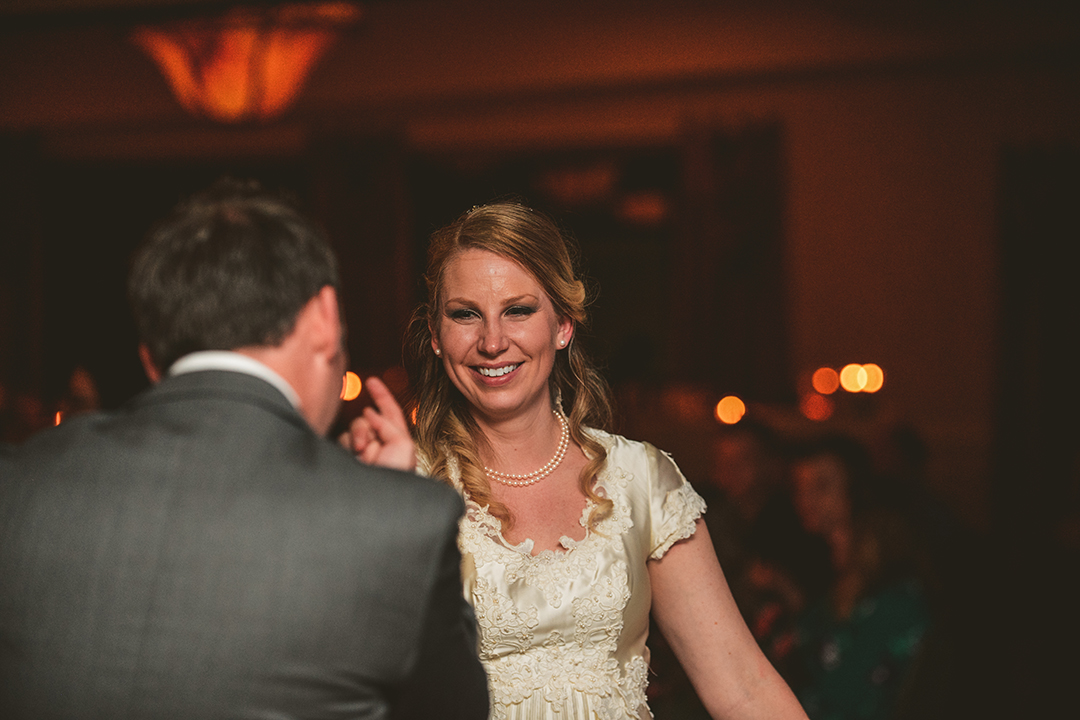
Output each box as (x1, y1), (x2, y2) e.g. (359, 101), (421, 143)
(341, 371), (362, 401)
(811, 367), (840, 394)
(839, 363), (866, 392)
(862, 363), (884, 392)
(838, 363), (885, 392)
(714, 395), (746, 424)
(800, 392), (834, 421)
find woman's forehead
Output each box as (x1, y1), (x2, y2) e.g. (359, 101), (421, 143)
(442, 249), (543, 293)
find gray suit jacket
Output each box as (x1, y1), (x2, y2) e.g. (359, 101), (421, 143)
(0, 370), (488, 720)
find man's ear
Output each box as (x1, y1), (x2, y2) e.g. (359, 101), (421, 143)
(306, 286), (343, 357)
(138, 344), (162, 384)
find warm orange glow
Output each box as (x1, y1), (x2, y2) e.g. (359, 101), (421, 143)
(837, 363), (885, 393)
(862, 363), (885, 392)
(410, 407), (418, 426)
(618, 191), (670, 227)
(811, 367), (840, 395)
(839, 363), (866, 392)
(715, 396), (746, 425)
(54, 411), (62, 426)
(133, 2), (361, 123)
(341, 371), (362, 401)
(800, 393), (834, 421)
(536, 162), (618, 206)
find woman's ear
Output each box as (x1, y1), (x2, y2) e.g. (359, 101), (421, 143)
(557, 318), (574, 349)
(429, 322), (442, 357)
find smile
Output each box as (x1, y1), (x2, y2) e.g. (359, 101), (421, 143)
(477, 364), (520, 378)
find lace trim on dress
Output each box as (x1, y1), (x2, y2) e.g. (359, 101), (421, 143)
(450, 442), (646, 718)
(473, 576), (540, 657)
(457, 453), (634, 610)
(444, 434), (703, 720)
(619, 655), (650, 719)
(480, 563), (638, 720)
(650, 481), (708, 560)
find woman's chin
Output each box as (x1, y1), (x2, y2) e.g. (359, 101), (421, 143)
(467, 395), (552, 423)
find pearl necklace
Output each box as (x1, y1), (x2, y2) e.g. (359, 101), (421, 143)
(485, 411), (570, 487)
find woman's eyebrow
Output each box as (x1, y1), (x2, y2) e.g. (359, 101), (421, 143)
(444, 294), (539, 306)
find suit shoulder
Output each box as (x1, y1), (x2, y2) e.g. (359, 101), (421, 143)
(316, 448), (464, 521)
(359, 463), (463, 509)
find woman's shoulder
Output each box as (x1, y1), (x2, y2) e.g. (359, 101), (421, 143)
(586, 429), (687, 485)
(585, 427), (649, 453)
(587, 429), (675, 466)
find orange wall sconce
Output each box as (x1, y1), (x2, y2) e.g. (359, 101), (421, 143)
(133, 2), (362, 123)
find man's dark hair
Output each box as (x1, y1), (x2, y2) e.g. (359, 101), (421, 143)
(128, 178), (340, 371)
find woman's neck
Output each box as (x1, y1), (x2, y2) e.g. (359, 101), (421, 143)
(472, 402), (564, 473)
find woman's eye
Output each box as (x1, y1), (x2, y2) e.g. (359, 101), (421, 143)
(506, 305), (536, 317)
(449, 308), (478, 320)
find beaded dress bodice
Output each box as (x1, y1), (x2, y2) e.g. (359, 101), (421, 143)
(426, 431), (706, 720)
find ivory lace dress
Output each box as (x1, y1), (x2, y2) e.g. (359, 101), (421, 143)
(425, 430), (707, 720)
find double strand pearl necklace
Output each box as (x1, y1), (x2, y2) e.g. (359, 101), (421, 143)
(484, 410), (569, 487)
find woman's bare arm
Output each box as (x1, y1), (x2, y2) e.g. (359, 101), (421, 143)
(649, 519), (809, 720)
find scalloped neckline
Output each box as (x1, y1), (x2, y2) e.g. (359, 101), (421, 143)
(466, 475), (610, 559)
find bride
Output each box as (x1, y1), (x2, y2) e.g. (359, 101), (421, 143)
(348, 202), (808, 720)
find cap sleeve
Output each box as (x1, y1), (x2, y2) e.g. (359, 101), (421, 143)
(647, 445), (708, 560)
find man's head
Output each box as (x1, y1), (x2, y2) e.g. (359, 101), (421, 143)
(129, 179), (346, 433)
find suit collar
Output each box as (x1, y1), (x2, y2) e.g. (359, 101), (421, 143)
(131, 370), (314, 434)
(169, 351), (300, 410)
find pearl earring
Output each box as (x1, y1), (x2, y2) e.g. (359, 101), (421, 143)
(434, 348), (442, 356)
(559, 340), (566, 347)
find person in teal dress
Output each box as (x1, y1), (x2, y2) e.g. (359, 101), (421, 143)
(789, 436), (931, 720)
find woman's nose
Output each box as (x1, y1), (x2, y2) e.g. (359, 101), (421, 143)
(479, 319), (509, 355)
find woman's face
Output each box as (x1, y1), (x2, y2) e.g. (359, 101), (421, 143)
(432, 249), (573, 424)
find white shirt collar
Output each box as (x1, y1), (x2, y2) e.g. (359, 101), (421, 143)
(168, 350), (301, 410)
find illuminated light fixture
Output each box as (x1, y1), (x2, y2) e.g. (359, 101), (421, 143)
(838, 363), (885, 393)
(800, 392), (833, 422)
(715, 396), (746, 425)
(341, 371), (362, 401)
(811, 367), (840, 395)
(133, 2), (362, 123)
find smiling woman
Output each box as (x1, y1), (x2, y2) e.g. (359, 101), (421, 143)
(382, 201), (810, 720)
(405, 202), (609, 532)
(432, 248), (573, 427)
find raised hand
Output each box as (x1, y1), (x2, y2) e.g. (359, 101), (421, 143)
(339, 376), (417, 472)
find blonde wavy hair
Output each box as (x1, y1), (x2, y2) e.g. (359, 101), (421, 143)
(404, 202), (614, 528)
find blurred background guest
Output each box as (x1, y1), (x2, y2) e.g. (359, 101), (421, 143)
(788, 435), (931, 720)
(650, 420), (831, 719)
(703, 422), (831, 672)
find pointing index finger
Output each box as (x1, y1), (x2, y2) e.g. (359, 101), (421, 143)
(364, 376), (406, 426)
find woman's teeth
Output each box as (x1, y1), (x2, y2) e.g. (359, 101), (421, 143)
(478, 364), (520, 377)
